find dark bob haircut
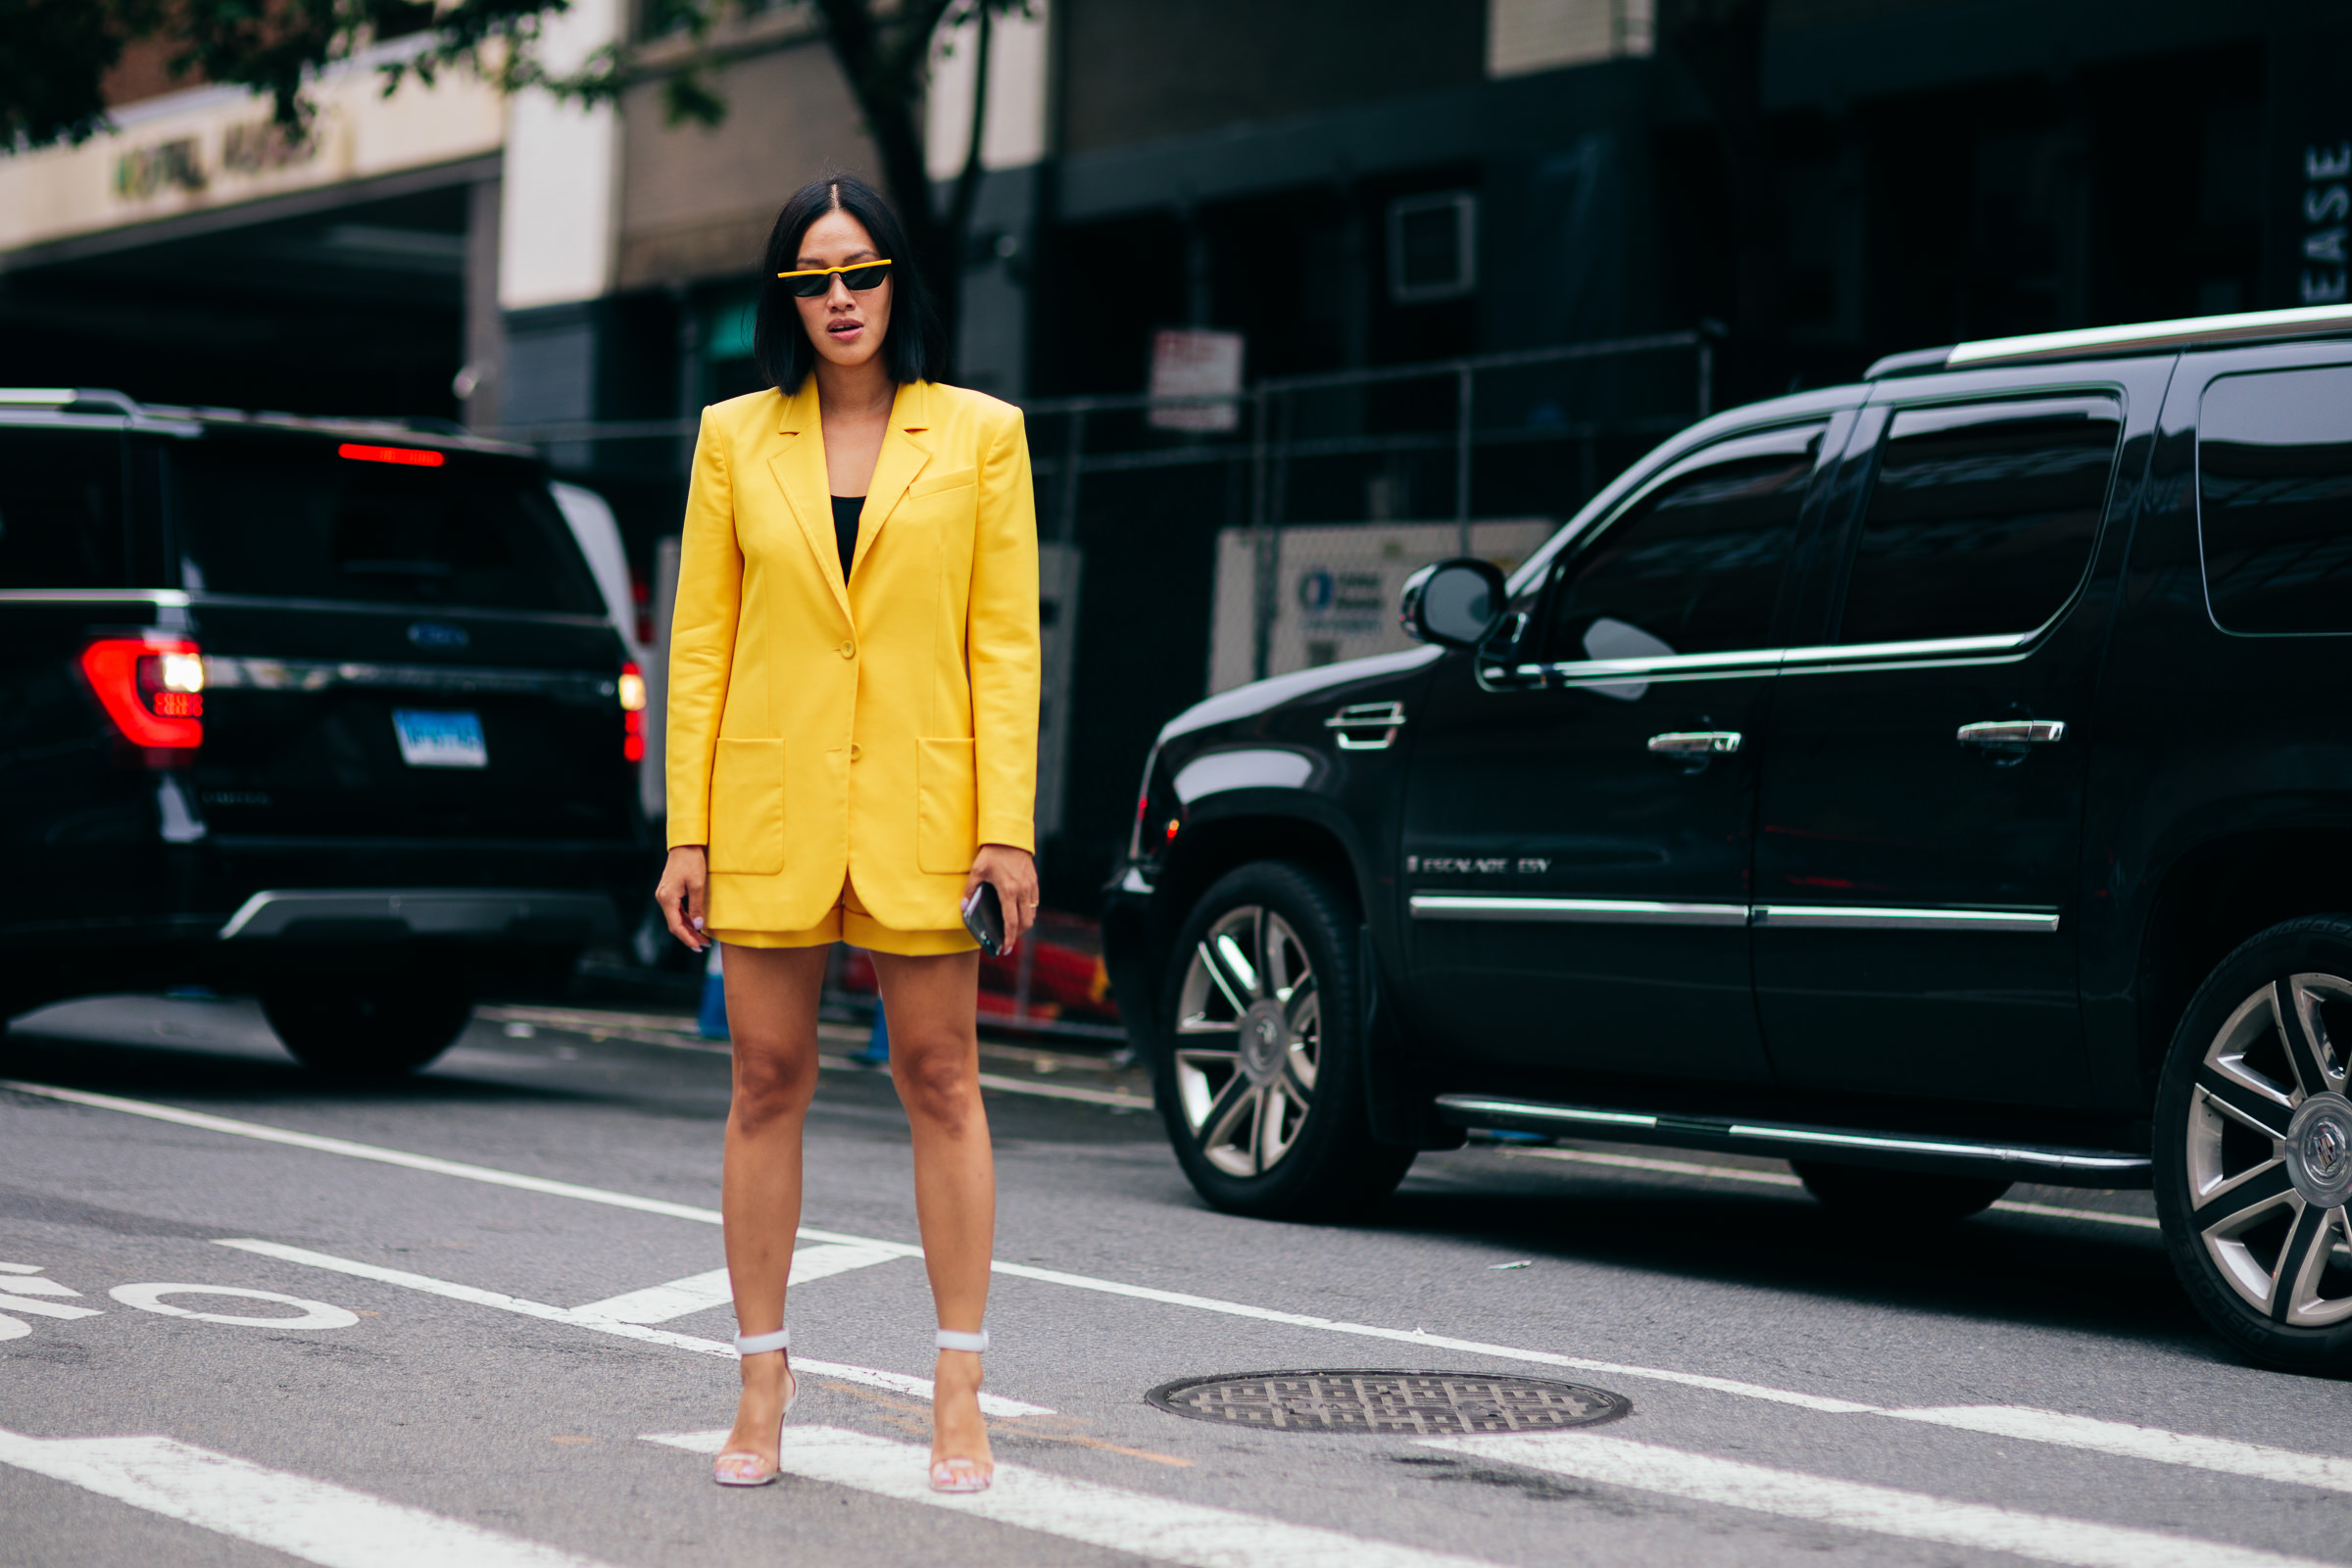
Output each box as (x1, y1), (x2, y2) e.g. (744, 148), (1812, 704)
(753, 173), (945, 393)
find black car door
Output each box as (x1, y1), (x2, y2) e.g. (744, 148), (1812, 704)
(1399, 416), (1838, 1085)
(1752, 360), (2168, 1108)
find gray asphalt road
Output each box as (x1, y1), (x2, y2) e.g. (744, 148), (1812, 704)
(3, 992), (2348, 1568)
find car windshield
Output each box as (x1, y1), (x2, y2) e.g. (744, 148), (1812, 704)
(171, 433), (602, 614)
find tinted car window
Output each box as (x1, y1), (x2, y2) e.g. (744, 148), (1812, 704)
(1837, 397), (2120, 645)
(1544, 427), (1820, 660)
(0, 427), (126, 589)
(172, 435), (601, 613)
(2198, 367), (2352, 634)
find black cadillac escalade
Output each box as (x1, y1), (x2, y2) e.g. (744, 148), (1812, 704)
(1102, 304), (2352, 1374)
(0, 390), (650, 1074)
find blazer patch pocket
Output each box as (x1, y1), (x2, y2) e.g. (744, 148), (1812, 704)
(915, 735), (979, 875)
(907, 466), (977, 500)
(709, 738), (786, 876)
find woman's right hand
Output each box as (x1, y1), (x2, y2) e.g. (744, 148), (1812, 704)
(656, 845), (710, 952)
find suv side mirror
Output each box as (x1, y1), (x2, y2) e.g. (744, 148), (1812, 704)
(1400, 558), (1507, 649)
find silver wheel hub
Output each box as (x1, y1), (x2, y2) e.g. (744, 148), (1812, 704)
(1169, 904), (1322, 1179)
(2184, 973), (2352, 1328)
(1239, 1001), (1288, 1084)
(2287, 1093), (2352, 1208)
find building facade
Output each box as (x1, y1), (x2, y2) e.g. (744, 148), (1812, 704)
(4, 0), (2344, 895)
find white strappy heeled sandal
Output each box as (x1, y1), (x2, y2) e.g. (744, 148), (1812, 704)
(712, 1327), (797, 1488)
(929, 1327), (993, 1494)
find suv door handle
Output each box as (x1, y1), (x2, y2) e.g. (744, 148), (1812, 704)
(1646, 730), (1742, 756)
(1957, 719), (2066, 746)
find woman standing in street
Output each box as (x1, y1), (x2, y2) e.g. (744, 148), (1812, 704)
(654, 173), (1041, 1495)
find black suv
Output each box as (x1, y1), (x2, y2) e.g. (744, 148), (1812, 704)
(1103, 305), (2352, 1373)
(0, 390), (649, 1074)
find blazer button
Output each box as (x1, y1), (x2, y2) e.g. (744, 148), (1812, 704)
(839, 642), (856, 659)
(850, 744), (862, 761)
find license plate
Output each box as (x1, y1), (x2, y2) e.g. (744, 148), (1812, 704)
(392, 709), (488, 769)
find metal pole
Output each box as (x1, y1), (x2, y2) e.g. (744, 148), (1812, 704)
(1696, 335), (1715, 420)
(1056, 409), (1086, 543)
(1454, 364), (1473, 557)
(1250, 388), (1273, 683)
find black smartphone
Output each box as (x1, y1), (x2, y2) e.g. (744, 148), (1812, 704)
(960, 882), (1005, 956)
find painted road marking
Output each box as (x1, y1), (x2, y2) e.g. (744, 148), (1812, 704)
(1420, 1432), (2335, 1568)
(1885, 1405), (2352, 1496)
(0, 1268), (103, 1321)
(1501, 1147), (2163, 1230)
(214, 1239), (1052, 1418)
(645, 1424), (1499, 1568)
(16, 1081), (2337, 1495)
(108, 1284), (357, 1330)
(570, 1243), (903, 1326)
(0, 1425), (618, 1568)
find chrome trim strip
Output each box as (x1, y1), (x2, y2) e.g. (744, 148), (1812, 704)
(1945, 301), (2352, 368)
(1781, 633), (2028, 665)
(1546, 647), (1783, 680)
(219, 888), (616, 942)
(1434, 1096), (1658, 1131)
(204, 656), (617, 704)
(1751, 905), (2060, 933)
(1431, 1095), (2151, 1175)
(1646, 730), (1742, 756)
(0, 589), (193, 606)
(1720, 1122), (2149, 1172)
(1410, 894), (1750, 926)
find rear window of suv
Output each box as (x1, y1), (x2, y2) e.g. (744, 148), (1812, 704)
(2198, 367), (2352, 635)
(0, 426), (126, 589)
(1837, 396), (2122, 645)
(172, 433), (602, 614)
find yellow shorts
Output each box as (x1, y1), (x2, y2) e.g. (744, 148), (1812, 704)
(711, 875), (976, 957)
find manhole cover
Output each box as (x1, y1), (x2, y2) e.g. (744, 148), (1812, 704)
(1146, 1370), (1630, 1435)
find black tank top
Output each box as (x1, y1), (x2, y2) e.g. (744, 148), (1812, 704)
(831, 495), (860, 582)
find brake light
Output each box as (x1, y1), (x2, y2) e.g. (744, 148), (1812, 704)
(337, 442), (445, 467)
(619, 660), (647, 762)
(81, 636), (204, 755)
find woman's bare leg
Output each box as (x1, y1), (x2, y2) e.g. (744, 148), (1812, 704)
(717, 942), (828, 1464)
(868, 949), (994, 1475)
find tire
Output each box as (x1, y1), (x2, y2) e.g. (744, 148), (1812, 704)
(1792, 1160), (2009, 1223)
(2153, 915), (2352, 1375)
(263, 983), (474, 1077)
(1153, 861), (1414, 1220)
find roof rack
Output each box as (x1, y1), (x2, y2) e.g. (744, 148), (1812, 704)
(1865, 303), (2352, 380)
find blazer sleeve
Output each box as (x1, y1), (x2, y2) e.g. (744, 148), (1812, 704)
(967, 406), (1043, 854)
(663, 405), (744, 849)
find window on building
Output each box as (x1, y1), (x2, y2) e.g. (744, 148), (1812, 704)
(1388, 191), (1477, 304)
(1544, 425), (1820, 660)
(2199, 367), (2352, 635)
(0, 427), (126, 589)
(1836, 397), (2121, 645)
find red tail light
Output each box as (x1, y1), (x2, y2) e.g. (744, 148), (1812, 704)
(81, 636), (204, 757)
(337, 442), (445, 466)
(619, 660), (647, 762)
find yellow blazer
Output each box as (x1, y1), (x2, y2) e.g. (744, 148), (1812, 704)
(664, 377), (1041, 934)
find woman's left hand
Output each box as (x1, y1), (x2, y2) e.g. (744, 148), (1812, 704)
(965, 844), (1040, 954)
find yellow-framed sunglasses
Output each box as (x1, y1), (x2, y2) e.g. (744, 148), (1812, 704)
(774, 259), (893, 298)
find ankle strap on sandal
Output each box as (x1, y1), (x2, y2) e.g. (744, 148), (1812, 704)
(734, 1327), (791, 1356)
(935, 1328), (989, 1353)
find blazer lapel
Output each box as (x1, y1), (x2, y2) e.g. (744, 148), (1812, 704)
(850, 380), (935, 581)
(764, 379), (850, 623)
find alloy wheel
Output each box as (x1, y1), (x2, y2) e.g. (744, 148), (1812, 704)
(1172, 904), (1321, 1177)
(2182, 973), (2352, 1327)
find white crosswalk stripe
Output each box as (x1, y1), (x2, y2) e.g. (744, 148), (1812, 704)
(0, 1426), (619, 1568)
(216, 1238), (1053, 1417)
(1421, 1432), (2338, 1568)
(646, 1424), (1500, 1568)
(567, 1243), (904, 1326)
